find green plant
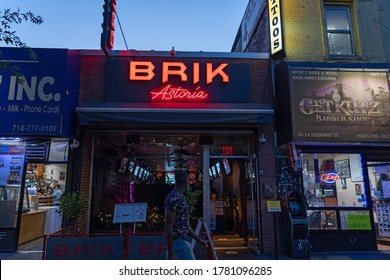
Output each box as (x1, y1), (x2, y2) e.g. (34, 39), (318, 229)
(57, 193), (88, 232)
(96, 212), (113, 229)
(136, 207), (164, 232)
(185, 187), (202, 228)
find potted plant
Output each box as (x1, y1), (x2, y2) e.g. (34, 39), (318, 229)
(185, 187), (202, 228)
(57, 193), (88, 233)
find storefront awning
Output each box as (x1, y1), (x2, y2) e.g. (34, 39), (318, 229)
(76, 102), (273, 125)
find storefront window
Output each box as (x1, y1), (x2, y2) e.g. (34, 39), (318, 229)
(25, 163), (67, 207)
(0, 140), (26, 227)
(302, 153), (366, 208)
(48, 141), (69, 162)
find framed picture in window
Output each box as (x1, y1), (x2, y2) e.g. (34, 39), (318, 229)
(335, 159), (351, 179)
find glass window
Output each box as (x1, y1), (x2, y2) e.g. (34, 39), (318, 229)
(325, 7), (355, 56)
(302, 153), (366, 208)
(0, 141), (26, 227)
(48, 141), (69, 162)
(307, 210), (338, 230)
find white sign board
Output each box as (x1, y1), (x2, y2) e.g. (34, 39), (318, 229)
(113, 203), (147, 224)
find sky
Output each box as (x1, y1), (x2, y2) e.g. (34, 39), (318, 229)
(2, 0), (249, 52)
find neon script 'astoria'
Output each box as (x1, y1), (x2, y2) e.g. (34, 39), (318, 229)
(129, 61), (230, 84)
(151, 85), (208, 101)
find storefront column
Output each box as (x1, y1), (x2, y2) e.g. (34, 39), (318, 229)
(202, 145), (211, 227)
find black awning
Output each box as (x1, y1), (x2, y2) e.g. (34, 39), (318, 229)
(76, 102), (273, 125)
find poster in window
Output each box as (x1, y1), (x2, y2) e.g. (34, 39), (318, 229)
(59, 171), (65, 181)
(335, 159), (350, 179)
(349, 154), (363, 182)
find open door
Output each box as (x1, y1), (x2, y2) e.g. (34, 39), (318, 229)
(246, 155), (261, 255)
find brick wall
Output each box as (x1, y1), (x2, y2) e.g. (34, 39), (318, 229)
(258, 123), (277, 254)
(282, 0), (325, 61)
(78, 54), (273, 104)
(76, 52), (275, 252)
(243, 0), (388, 62)
(356, 0), (386, 62)
(79, 56), (106, 102)
(77, 132), (93, 233)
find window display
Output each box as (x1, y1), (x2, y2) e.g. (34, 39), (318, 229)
(25, 163), (67, 207)
(302, 153), (366, 208)
(0, 142), (26, 226)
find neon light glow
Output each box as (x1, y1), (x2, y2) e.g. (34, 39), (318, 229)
(151, 84), (208, 101)
(222, 146), (233, 156)
(129, 61), (230, 84)
(129, 61), (155, 81)
(162, 62), (188, 83)
(320, 172), (340, 184)
(129, 180), (134, 203)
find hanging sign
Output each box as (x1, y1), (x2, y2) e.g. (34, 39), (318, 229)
(268, 0), (285, 56)
(0, 48), (80, 137)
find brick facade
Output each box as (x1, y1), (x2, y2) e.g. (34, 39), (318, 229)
(75, 51), (276, 254)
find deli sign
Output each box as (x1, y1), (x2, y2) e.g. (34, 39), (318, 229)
(106, 56), (251, 103)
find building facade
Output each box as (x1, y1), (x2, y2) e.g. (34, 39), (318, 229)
(233, 0), (390, 252)
(0, 47), (80, 251)
(74, 50), (276, 256)
(1, 48), (277, 256)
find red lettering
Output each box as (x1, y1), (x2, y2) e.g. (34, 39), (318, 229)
(54, 244), (68, 256)
(151, 84), (208, 101)
(128, 61), (230, 84)
(100, 243), (114, 256)
(193, 62), (200, 84)
(139, 242), (153, 255)
(74, 244), (88, 257)
(206, 63), (229, 84)
(157, 242), (167, 256)
(162, 62), (187, 83)
(129, 61), (155, 81)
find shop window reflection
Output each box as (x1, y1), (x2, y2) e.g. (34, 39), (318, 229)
(302, 153), (366, 208)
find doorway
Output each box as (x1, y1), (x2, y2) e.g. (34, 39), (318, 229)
(89, 132), (260, 252)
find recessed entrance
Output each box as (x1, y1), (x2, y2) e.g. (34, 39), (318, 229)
(89, 131), (259, 253)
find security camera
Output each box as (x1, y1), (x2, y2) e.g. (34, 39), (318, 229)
(70, 139), (79, 150)
(259, 134), (267, 145)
